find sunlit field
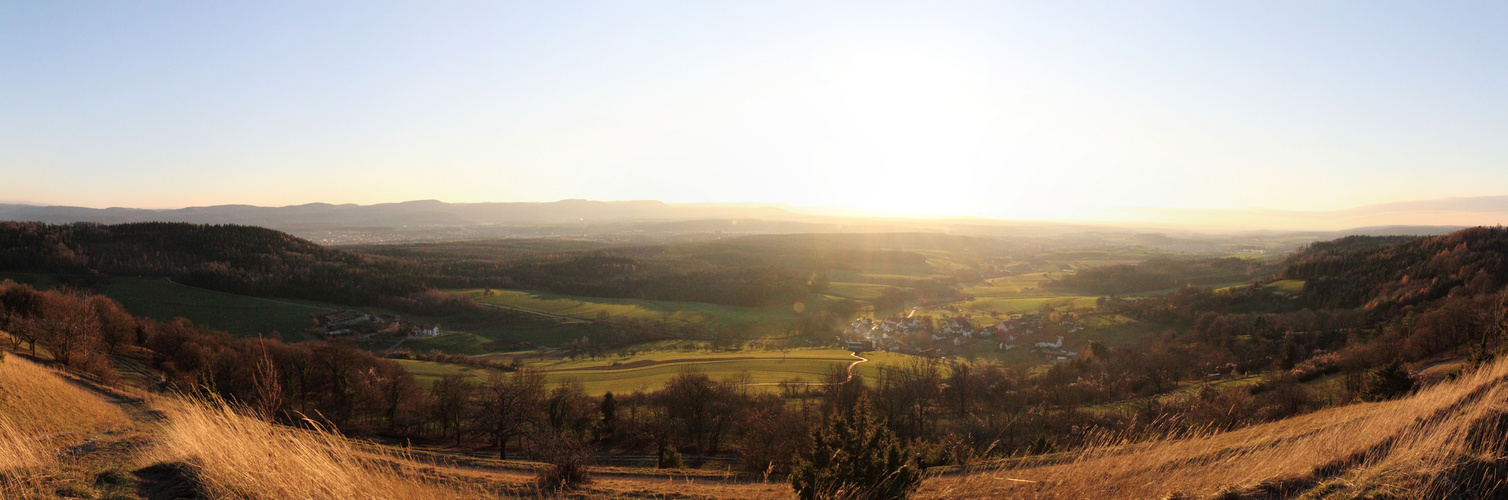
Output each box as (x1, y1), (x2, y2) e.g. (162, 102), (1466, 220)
(395, 347), (919, 395)
(459, 288), (808, 335)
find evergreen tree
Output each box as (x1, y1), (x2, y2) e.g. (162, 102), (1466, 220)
(598, 391), (616, 443)
(1360, 361), (1415, 402)
(791, 394), (922, 500)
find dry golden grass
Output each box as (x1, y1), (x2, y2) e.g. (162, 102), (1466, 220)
(0, 413), (44, 473)
(920, 357), (1508, 499)
(147, 397), (491, 500)
(0, 354), (132, 493)
(0, 353), (131, 436)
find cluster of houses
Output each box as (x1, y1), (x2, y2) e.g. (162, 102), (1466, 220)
(315, 310), (441, 340)
(846, 313), (1087, 362)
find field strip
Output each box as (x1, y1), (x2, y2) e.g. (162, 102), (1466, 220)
(475, 301), (599, 324)
(161, 278), (338, 311)
(737, 352), (869, 387)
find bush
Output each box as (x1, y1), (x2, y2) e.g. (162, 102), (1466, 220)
(1360, 361), (1415, 402)
(535, 437), (591, 491)
(657, 444), (682, 469)
(791, 395), (922, 500)
(74, 353), (120, 386)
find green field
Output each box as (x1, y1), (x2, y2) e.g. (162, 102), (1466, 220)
(99, 278), (597, 348)
(1263, 279), (1306, 295)
(824, 282), (895, 301)
(0, 274), (330, 340)
(397, 348), (917, 395)
(458, 288), (808, 336)
(0, 271), (63, 289)
(0, 272), (598, 350)
(103, 278), (330, 340)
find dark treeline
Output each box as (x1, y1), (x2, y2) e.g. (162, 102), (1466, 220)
(1050, 256), (1272, 295)
(1284, 229), (1508, 310)
(357, 238), (828, 307)
(0, 222), (425, 306)
(0, 222), (991, 311)
(355, 232), (1000, 308)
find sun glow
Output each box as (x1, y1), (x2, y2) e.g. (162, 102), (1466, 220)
(794, 46), (1008, 216)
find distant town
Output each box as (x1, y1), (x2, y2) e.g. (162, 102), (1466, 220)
(314, 309), (440, 339)
(846, 312), (1087, 362)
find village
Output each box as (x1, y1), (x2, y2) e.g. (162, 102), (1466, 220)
(845, 312), (1087, 363)
(313, 309), (442, 340)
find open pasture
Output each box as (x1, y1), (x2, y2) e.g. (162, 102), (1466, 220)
(398, 348), (914, 395)
(4, 273), (599, 350)
(103, 278), (328, 339)
(1262, 279), (1305, 295)
(823, 281), (894, 301)
(457, 288), (804, 334)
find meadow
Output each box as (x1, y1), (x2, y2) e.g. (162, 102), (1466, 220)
(458, 288), (809, 336)
(396, 347), (908, 395)
(0, 271), (602, 353)
(104, 278), (331, 340)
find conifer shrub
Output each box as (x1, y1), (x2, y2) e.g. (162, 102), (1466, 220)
(791, 395), (922, 500)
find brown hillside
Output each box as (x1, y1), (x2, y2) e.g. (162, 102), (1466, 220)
(919, 356), (1508, 499)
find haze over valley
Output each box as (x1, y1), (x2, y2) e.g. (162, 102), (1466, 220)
(6, 2), (1508, 499)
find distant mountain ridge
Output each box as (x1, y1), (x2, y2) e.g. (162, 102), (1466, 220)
(0, 197), (1495, 246)
(1124, 196), (1508, 230)
(0, 199), (810, 228)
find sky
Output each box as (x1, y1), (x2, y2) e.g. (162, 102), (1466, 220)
(4, 1), (1508, 221)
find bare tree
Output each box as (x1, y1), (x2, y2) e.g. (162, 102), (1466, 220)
(36, 292), (100, 366)
(432, 373), (475, 446)
(475, 368), (545, 459)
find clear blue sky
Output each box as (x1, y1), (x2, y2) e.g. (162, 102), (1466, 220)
(3, 1), (1507, 220)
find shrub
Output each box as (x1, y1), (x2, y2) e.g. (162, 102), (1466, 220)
(1360, 361), (1415, 402)
(791, 395), (922, 500)
(657, 445), (683, 469)
(535, 437), (591, 491)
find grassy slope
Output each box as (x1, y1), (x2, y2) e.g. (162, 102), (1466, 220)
(919, 356), (1508, 499)
(0, 354), (137, 497)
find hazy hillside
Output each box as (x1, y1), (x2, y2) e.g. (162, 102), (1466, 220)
(1285, 227), (1508, 310)
(0, 221), (422, 305)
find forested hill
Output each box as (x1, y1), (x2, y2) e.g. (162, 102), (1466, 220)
(0, 222), (422, 304)
(1283, 227), (1508, 311)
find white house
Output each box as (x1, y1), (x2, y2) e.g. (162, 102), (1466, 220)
(1035, 336), (1064, 349)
